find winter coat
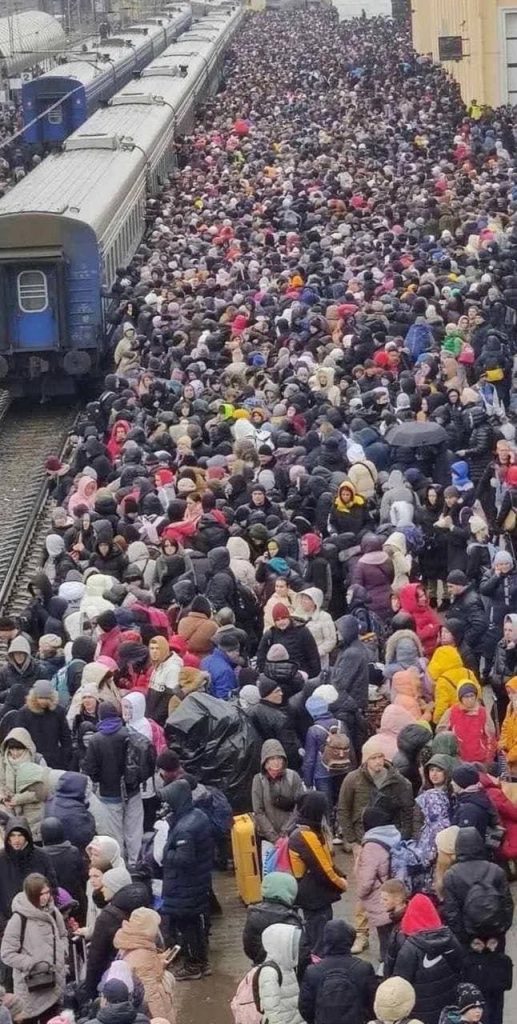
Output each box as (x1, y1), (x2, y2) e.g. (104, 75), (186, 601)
(177, 611), (217, 654)
(393, 926), (463, 1024)
(384, 532), (411, 592)
(288, 825), (346, 912)
(428, 646), (478, 725)
(337, 764), (415, 845)
(352, 543), (394, 620)
(499, 703), (517, 768)
(243, 874), (304, 965)
(380, 471), (415, 524)
(89, 540), (128, 581)
(331, 616), (370, 712)
(480, 774), (517, 859)
(83, 883), (150, 998)
(250, 701), (301, 771)
(375, 705), (416, 761)
(479, 570), (517, 652)
(44, 771), (96, 850)
(303, 712), (343, 787)
(385, 631), (424, 676)
(415, 786), (451, 867)
(451, 788), (498, 836)
(445, 586), (488, 661)
(83, 722), (136, 800)
(40, 830), (86, 912)
(258, 924), (303, 1024)
(399, 585), (441, 657)
(0, 891), (67, 1018)
(161, 780), (213, 917)
(299, 588), (337, 667)
(447, 699), (495, 764)
(257, 624), (321, 680)
(299, 922), (376, 1024)
(227, 536), (256, 590)
(201, 648), (237, 700)
(0, 637), (42, 697)
(442, 827), (514, 942)
(205, 547), (237, 612)
(0, 817), (57, 932)
(252, 739), (304, 842)
(15, 689), (72, 769)
(357, 825), (401, 926)
(146, 648), (183, 726)
(392, 724), (432, 797)
(0, 727), (52, 840)
(113, 909), (176, 1022)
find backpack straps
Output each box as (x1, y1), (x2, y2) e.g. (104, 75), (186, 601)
(16, 913), (27, 953)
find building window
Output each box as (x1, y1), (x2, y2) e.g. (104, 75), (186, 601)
(17, 270), (48, 312)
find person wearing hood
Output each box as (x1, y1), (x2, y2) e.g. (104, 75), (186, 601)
(298, 918), (376, 1024)
(329, 481), (370, 538)
(491, 618), (517, 722)
(177, 595), (218, 655)
(300, 532), (332, 609)
(44, 770), (96, 850)
(15, 680), (72, 770)
(0, 817), (57, 933)
(122, 691), (165, 830)
(479, 549), (517, 665)
(40, 816), (87, 920)
(0, 637), (44, 700)
(160, 779), (213, 980)
(379, 471), (415, 525)
(252, 739), (304, 848)
(22, 571), (54, 642)
(384, 616), (425, 680)
(226, 536), (256, 591)
(0, 728), (50, 840)
(445, 571), (488, 670)
(113, 907), (176, 1022)
(345, 585), (382, 650)
(0, 871), (67, 1021)
(383, 532), (411, 593)
(352, 534), (394, 622)
(375, 704), (417, 762)
(392, 724), (432, 797)
(145, 636), (183, 726)
(442, 826), (513, 946)
(295, 588), (337, 669)
(438, 682), (495, 766)
(106, 419), (131, 463)
(205, 546), (237, 613)
(331, 615), (369, 713)
(89, 528), (128, 582)
(391, 894), (462, 1024)
(201, 633), (240, 700)
(428, 634), (479, 726)
(257, 923), (304, 1024)
(257, 604), (321, 680)
(243, 872), (305, 966)
(288, 791), (347, 955)
(415, 755), (453, 870)
(399, 584), (441, 658)
(302, 684), (350, 807)
(478, 771), (517, 863)
(371, 977), (424, 1024)
(82, 879), (151, 999)
(83, 976), (150, 1024)
(356, 805), (402, 961)
(450, 765), (499, 837)
(498, 675), (517, 778)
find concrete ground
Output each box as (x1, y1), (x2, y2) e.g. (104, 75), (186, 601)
(176, 854), (517, 1024)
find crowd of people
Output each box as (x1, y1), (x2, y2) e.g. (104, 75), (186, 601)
(1, 5), (517, 1024)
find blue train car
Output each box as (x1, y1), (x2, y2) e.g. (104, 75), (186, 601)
(0, 3), (243, 396)
(21, 5), (192, 145)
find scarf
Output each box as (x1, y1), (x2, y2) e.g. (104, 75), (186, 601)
(97, 716), (123, 735)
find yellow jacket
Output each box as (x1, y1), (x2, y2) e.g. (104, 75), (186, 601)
(428, 646), (479, 725)
(499, 707), (517, 765)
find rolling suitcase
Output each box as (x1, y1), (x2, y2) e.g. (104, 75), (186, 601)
(231, 813), (261, 905)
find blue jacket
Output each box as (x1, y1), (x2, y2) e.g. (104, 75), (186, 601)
(201, 648), (237, 699)
(302, 713), (340, 787)
(161, 779), (214, 917)
(44, 771), (96, 850)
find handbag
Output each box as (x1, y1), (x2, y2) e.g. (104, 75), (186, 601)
(26, 963), (56, 991)
(485, 824), (506, 851)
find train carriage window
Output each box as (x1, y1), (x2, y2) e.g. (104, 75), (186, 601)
(48, 107), (63, 124)
(17, 270), (48, 312)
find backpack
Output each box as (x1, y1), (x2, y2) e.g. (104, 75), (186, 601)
(263, 836), (292, 876)
(316, 724), (352, 774)
(231, 962), (282, 1024)
(314, 967), (361, 1024)
(123, 732), (156, 793)
(390, 839), (426, 894)
(53, 665), (71, 709)
(234, 580), (259, 626)
(463, 877), (506, 936)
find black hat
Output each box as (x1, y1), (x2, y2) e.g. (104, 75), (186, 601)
(96, 610), (117, 632)
(456, 984), (485, 1013)
(447, 570), (468, 586)
(258, 674), (281, 699)
(452, 764), (479, 789)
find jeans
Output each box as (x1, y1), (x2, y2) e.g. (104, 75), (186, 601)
(304, 906), (332, 957)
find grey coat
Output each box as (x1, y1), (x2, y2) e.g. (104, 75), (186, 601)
(251, 739), (304, 843)
(0, 891), (67, 1017)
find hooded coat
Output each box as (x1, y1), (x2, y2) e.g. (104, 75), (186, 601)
(442, 827), (514, 942)
(392, 724), (432, 796)
(428, 646), (478, 725)
(0, 817), (57, 931)
(399, 584), (441, 657)
(205, 547), (237, 612)
(44, 771), (96, 849)
(357, 824), (402, 926)
(0, 727), (50, 839)
(331, 616), (370, 712)
(15, 687), (72, 769)
(83, 882), (151, 998)
(384, 532), (411, 592)
(352, 536), (394, 620)
(177, 610), (218, 655)
(258, 924), (304, 1024)
(445, 585), (488, 662)
(251, 739), (304, 843)
(0, 889), (67, 1018)
(338, 764), (415, 845)
(376, 704), (416, 761)
(40, 816), (87, 912)
(113, 908), (176, 1022)
(161, 779), (214, 917)
(0, 637), (42, 696)
(243, 873), (304, 966)
(392, 895), (463, 1024)
(227, 536), (256, 590)
(415, 761), (452, 868)
(298, 919), (376, 1024)
(146, 637), (183, 726)
(298, 588), (337, 667)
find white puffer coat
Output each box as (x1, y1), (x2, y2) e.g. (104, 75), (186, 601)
(258, 923), (304, 1024)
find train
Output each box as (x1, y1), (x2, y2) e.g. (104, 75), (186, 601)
(21, 6), (193, 146)
(0, 1), (244, 397)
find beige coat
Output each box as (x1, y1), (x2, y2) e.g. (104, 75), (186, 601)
(1, 892), (67, 1018)
(114, 908), (176, 1022)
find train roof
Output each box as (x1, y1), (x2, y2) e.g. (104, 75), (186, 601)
(0, 4), (242, 238)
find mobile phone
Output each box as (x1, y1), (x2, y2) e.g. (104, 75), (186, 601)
(166, 944), (181, 964)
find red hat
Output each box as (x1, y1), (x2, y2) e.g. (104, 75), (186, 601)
(232, 314), (249, 333)
(45, 456), (69, 475)
(272, 603), (291, 623)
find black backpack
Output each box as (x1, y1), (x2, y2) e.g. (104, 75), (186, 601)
(463, 876), (505, 936)
(315, 967), (361, 1024)
(123, 732), (156, 793)
(234, 580), (259, 626)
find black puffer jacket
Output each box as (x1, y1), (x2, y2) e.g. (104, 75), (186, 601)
(82, 882), (150, 997)
(442, 827), (514, 942)
(445, 584), (488, 660)
(393, 925), (463, 1024)
(205, 547), (237, 612)
(243, 898), (304, 964)
(392, 724), (432, 797)
(249, 697), (301, 771)
(331, 616), (370, 712)
(451, 789), (498, 836)
(256, 623), (321, 680)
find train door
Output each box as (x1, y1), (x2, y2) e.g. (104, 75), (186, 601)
(8, 265), (60, 350)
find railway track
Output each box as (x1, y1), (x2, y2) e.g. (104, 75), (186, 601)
(0, 402), (79, 634)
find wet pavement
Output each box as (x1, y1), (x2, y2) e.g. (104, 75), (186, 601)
(175, 853), (517, 1024)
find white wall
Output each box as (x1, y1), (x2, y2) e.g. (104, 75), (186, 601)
(333, 0), (391, 19)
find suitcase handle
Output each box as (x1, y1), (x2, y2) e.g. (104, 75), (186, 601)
(252, 850), (259, 877)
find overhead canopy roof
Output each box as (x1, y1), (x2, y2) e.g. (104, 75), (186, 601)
(0, 10), (66, 76)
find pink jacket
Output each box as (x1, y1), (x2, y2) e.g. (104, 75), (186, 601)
(376, 704), (416, 761)
(356, 833), (394, 926)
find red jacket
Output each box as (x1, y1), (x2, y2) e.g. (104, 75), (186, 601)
(399, 583), (441, 657)
(480, 774), (517, 859)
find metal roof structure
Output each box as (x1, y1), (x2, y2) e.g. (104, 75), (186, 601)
(0, 10), (66, 76)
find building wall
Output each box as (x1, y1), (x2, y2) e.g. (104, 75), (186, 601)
(411, 0), (517, 107)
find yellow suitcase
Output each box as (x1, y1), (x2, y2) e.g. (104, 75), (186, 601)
(231, 813), (261, 905)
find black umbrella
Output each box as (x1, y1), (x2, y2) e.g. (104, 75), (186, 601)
(385, 422), (449, 448)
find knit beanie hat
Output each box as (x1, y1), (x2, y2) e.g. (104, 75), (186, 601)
(447, 570), (468, 586)
(374, 978), (416, 1022)
(238, 684), (261, 708)
(191, 596), (211, 616)
(494, 549), (513, 568)
(457, 984), (485, 1013)
(457, 681), (478, 701)
(435, 825), (459, 855)
(361, 736), (387, 763)
(272, 603), (291, 622)
(102, 980), (129, 1005)
(452, 764), (479, 789)
(33, 680), (56, 700)
(469, 514), (487, 535)
(258, 675), (281, 698)
(266, 643), (289, 662)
